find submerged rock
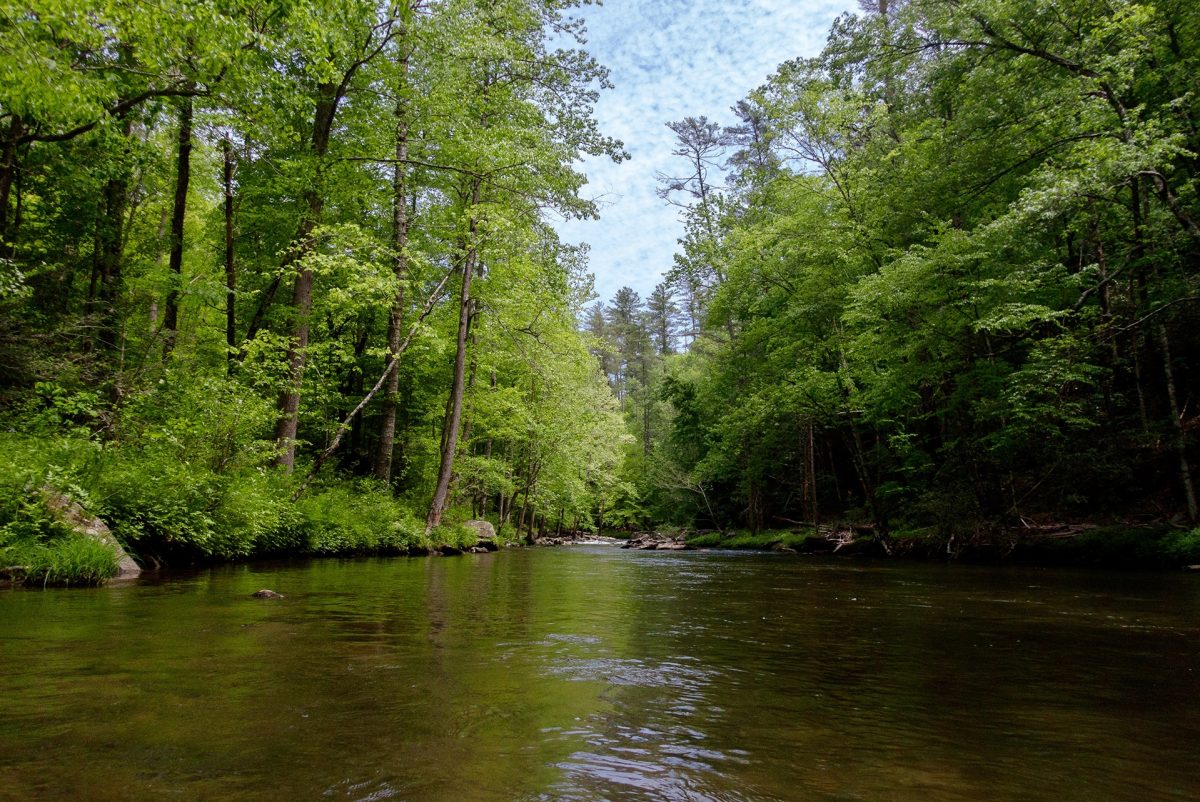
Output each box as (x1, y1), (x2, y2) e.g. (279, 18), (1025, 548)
(252, 589), (284, 600)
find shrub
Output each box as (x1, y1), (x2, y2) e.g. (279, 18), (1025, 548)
(429, 521), (477, 550)
(1160, 528), (1200, 565)
(293, 481), (423, 554)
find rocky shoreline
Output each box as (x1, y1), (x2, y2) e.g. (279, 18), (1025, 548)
(528, 523), (1200, 570)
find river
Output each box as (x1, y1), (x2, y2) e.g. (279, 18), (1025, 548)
(2, 547), (1198, 800)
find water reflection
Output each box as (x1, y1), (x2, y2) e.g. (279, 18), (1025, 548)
(1, 549), (1199, 800)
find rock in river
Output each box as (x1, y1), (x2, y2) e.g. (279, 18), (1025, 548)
(253, 589), (284, 599)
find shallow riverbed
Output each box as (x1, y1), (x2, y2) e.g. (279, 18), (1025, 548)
(2, 547), (1198, 800)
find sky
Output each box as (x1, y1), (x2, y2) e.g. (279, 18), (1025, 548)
(551, 0), (854, 304)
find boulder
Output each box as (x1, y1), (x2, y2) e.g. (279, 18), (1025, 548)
(438, 544), (464, 556)
(463, 520), (496, 541)
(252, 589), (284, 599)
(621, 532), (690, 550)
(42, 491), (140, 579)
(622, 533), (659, 550)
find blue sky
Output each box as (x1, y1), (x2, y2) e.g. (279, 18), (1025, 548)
(552, 0), (853, 304)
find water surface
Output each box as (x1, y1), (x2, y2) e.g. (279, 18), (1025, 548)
(2, 547), (1198, 800)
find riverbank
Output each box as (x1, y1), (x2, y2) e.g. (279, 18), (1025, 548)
(586, 525), (1200, 570)
(0, 432), (509, 588)
(6, 432), (1199, 588)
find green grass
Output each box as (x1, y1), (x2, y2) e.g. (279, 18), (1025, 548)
(685, 529), (813, 550)
(428, 521), (479, 550)
(3, 535), (118, 587)
(0, 490), (118, 587)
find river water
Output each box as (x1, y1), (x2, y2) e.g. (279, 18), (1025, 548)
(2, 547), (1198, 801)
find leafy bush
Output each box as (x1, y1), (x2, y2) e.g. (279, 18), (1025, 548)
(119, 371), (279, 473)
(1160, 529), (1200, 565)
(97, 452), (225, 555)
(429, 521), (477, 550)
(213, 469), (303, 555)
(294, 481), (423, 555)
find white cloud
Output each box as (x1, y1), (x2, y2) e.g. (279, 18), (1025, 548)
(552, 0), (853, 303)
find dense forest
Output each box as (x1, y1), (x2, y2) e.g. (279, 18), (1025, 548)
(0, 0), (631, 581)
(587, 0), (1200, 545)
(3, 0), (1200, 582)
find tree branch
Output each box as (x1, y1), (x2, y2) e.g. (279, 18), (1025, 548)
(290, 265), (457, 500)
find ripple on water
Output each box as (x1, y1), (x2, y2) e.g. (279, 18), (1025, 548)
(3, 550), (1200, 801)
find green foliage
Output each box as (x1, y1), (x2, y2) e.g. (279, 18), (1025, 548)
(3, 535), (118, 587)
(1162, 529), (1200, 565)
(1, 0), (629, 559)
(685, 530), (813, 551)
(0, 480), (117, 587)
(428, 521), (477, 550)
(580, 0), (1200, 537)
(1021, 526), (1200, 568)
(294, 481), (423, 555)
(5, 0), (1199, 569)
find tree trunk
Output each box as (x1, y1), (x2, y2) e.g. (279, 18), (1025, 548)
(223, 138), (236, 371)
(94, 115), (135, 352)
(425, 181), (481, 529)
(162, 95), (193, 357)
(0, 115), (22, 259)
(273, 231), (317, 470)
(374, 85), (411, 482)
(148, 205), (168, 333)
(274, 83), (340, 470)
(1157, 322), (1198, 522)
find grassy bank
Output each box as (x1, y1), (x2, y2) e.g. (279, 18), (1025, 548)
(0, 433), (484, 587)
(685, 529), (813, 551)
